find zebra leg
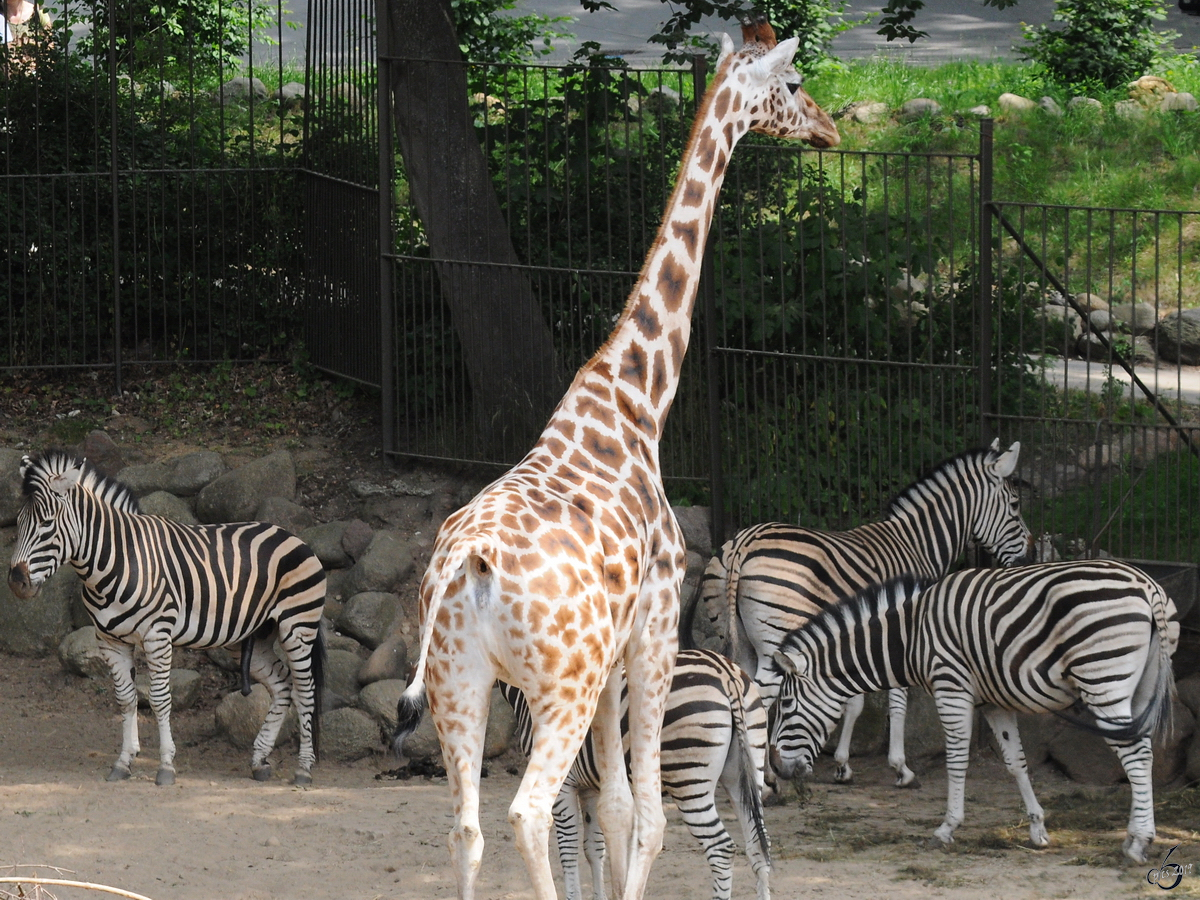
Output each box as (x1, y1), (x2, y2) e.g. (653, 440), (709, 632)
(832, 694), (864, 784)
(886, 688), (917, 787)
(931, 691), (975, 846)
(142, 633), (179, 786)
(579, 789), (608, 900)
(247, 638), (293, 782)
(552, 781), (586, 900)
(1106, 735), (1156, 863)
(719, 757), (771, 900)
(676, 771), (736, 900)
(96, 634), (139, 781)
(980, 706), (1048, 848)
(277, 622), (322, 785)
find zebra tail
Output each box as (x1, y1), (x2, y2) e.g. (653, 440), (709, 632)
(312, 623), (326, 762)
(392, 540), (480, 755)
(679, 578), (703, 651)
(723, 538), (750, 663)
(728, 668), (771, 869)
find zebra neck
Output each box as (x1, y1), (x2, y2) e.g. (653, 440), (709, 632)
(879, 497), (969, 577)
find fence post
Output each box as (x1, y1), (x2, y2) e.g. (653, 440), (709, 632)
(376, 0), (395, 455)
(108, 3), (122, 395)
(695, 53), (724, 549)
(978, 118), (994, 446)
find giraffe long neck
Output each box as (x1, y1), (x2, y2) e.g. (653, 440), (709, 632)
(558, 70), (739, 447)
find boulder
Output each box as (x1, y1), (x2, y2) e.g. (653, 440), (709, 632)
(672, 506), (712, 557)
(399, 685), (516, 761)
(1130, 335), (1159, 366)
(111, 460), (170, 496)
(255, 496), (318, 534)
(138, 490), (200, 526)
(839, 100), (888, 124)
(1073, 292), (1108, 313)
(347, 531), (416, 594)
(964, 105), (991, 117)
(195, 450), (295, 523)
(1110, 302), (1159, 336)
(300, 521), (356, 569)
(899, 98), (941, 120)
(276, 81), (305, 110)
(1075, 330), (1112, 360)
(1160, 91), (1199, 112)
(320, 707), (383, 762)
(80, 431), (126, 478)
(135, 668), (204, 711)
(341, 519), (375, 562)
(0, 448), (24, 527)
(58, 626), (110, 680)
(1128, 75), (1175, 107)
(1039, 304), (1083, 354)
(1038, 96), (1063, 117)
(641, 85), (681, 115)
(0, 544), (81, 657)
(1114, 99), (1146, 120)
(219, 76), (268, 104)
(1088, 309), (1112, 333)
(1068, 96), (1102, 113)
(325, 628), (365, 655)
(359, 633), (408, 685)
(1155, 309), (1200, 365)
(163, 451), (226, 496)
(998, 92), (1036, 113)
(338, 592), (402, 650)
(325, 648), (365, 704)
(357, 678), (405, 732)
(215, 684), (297, 749)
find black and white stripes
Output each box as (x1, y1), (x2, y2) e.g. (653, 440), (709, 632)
(683, 439), (1034, 786)
(766, 560), (1178, 863)
(501, 649), (771, 900)
(7, 450), (326, 785)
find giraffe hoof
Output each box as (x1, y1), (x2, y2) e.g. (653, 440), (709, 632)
(292, 770), (312, 787)
(106, 764), (132, 782)
(252, 764), (273, 782)
(155, 767), (176, 786)
(896, 774), (921, 789)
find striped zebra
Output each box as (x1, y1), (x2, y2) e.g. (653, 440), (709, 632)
(499, 649), (771, 900)
(766, 561), (1179, 863)
(6, 450), (327, 786)
(682, 440), (1034, 787)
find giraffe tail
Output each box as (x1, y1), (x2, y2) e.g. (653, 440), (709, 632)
(392, 539), (485, 755)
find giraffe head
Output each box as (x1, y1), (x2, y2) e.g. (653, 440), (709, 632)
(714, 14), (840, 149)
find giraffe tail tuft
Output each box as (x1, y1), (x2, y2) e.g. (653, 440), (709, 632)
(393, 687), (427, 755)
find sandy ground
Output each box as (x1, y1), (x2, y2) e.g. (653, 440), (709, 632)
(1, 657), (1197, 900)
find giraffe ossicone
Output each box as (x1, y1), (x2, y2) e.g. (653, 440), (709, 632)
(393, 19), (838, 900)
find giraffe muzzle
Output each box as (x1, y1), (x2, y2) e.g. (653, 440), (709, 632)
(7, 562), (40, 600)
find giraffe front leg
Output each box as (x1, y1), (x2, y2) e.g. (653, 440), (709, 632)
(931, 691), (974, 846)
(592, 668), (634, 895)
(832, 693), (864, 783)
(143, 634), (178, 785)
(886, 688), (917, 788)
(96, 635), (139, 781)
(981, 706), (1047, 848)
(1106, 735), (1156, 863)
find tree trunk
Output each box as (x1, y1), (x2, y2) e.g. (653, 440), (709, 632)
(385, 0), (565, 459)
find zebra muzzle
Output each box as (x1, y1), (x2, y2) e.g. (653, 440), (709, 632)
(7, 562), (40, 600)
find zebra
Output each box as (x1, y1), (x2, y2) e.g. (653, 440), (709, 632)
(6, 450), (327, 786)
(498, 649), (771, 900)
(766, 560), (1179, 863)
(681, 439), (1034, 787)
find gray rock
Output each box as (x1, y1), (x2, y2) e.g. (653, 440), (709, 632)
(325, 628), (365, 655)
(1155, 309), (1200, 365)
(80, 431), (126, 478)
(0, 448), (24, 527)
(276, 81), (305, 110)
(1088, 309), (1112, 333)
(397, 685), (514, 761)
(1110, 302), (1160, 335)
(135, 668), (204, 711)
(164, 451), (226, 496)
(359, 634), (408, 685)
(342, 519), (375, 562)
(1068, 96), (1102, 112)
(641, 85), (681, 115)
(215, 684), (297, 750)
(899, 98), (940, 120)
(325, 648), (365, 703)
(1040, 304), (1083, 354)
(320, 707), (382, 762)
(1075, 330), (1112, 360)
(1178, 675), (1200, 718)
(672, 506), (712, 557)
(0, 543), (81, 657)
(58, 626), (110, 680)
(357, 678), (405, 732)
(138, 490), (200, 526)
(1073, 292), (1108, 312)
(113, 460), (170, 496)
(255, 496), (317, 534)
(207, 645), (240, 674)
(1038, 96), (1063, 117)
(1188, 732), (1200, 784)
(338, 592), (402, 650)
(348, 531), (416, 594)
(1130, 335), (1160, 365)
(1115, 99), (1146, 120)
(964, 105), (991, 117)
(219, 76), (268, 104)
(841, 100), (888, 124)
(300, 521), (355, 569)
(998, 92), (1036, 113)
(398, 702), (442, 760)
(1160, 91), (1199, 112)
(195, 450), (295, 523)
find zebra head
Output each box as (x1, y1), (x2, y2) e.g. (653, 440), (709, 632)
(7, 451), (137, 600)
(764, 647), (841, 781)
(970, 439), (1034, 566)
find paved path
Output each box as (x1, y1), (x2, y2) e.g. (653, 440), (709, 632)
(1036, 356), (1200, 407)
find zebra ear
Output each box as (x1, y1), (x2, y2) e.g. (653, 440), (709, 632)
(992, 441), (1021, 479)
(19, 456), (32, 478)
(772, 649), (808, 678)
(48, 465), (83, 496)
(988, 437), (1000, 453)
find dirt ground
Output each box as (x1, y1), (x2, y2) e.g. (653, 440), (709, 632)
(1, 365), (1198, 900)
(0, 652), (1197, 900)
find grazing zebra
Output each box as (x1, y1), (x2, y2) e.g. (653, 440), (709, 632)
(766, 561), (1179, 863)
(682, 439), (1034, 787)
(499, 649), (771, 900)
(6, 450), (327, 786)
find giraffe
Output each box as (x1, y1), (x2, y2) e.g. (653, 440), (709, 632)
(394, 17), (839, 900)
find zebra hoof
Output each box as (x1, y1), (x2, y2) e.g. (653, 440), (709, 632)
(832, 765), (853, 784)
(252, 764), (273, 782)
(155, 767), (176, 786)
(106, 764), (132, 782)
(896, 774), (921, 789)
(292, 771), (312, 787)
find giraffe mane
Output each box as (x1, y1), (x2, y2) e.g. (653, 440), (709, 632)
(22, 448), (142, 514)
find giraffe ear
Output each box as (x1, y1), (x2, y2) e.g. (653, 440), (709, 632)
(717, 32), (735, 67)
(992, 441), (1021, 478)
(759, 35), (800, 73)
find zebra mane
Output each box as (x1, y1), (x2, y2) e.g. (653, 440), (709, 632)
(772, 573), (929, 672)
(884, 446), (994, 518)
(22, 448), (142, 514)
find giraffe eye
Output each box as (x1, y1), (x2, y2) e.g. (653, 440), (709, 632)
(787, 81), (801, 96)
(475, 559), (490, 577)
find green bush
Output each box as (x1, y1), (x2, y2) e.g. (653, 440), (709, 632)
(1019, 0), (1177, 89)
